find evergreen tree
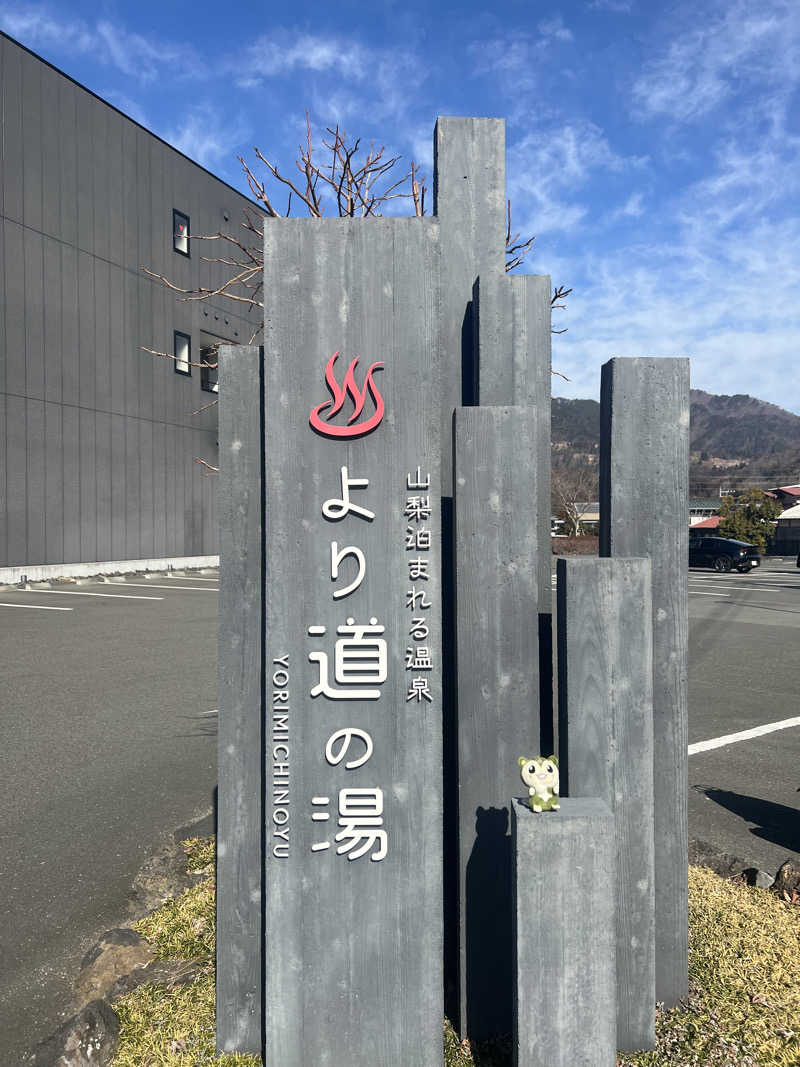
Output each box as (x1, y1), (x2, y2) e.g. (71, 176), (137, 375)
(717, 489), (782, 553)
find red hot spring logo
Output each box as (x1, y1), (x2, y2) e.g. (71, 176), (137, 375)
(309, 352), (385, 438)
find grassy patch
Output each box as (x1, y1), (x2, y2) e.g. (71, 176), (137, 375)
(113, 977), (260, 1067)
(113, 844), (799, 1066)
(617, 867), (799, 1067)
(134, 880), (215, 963)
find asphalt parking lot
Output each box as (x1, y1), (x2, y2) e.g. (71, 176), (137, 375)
(548, 556), (800, 873)
(684, 558), (800, 874)
(1, 558), (798, 1063)
(0, 569), (220, 1066)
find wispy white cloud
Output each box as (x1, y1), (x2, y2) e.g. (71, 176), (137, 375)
(508, 122), (648, 235)
(631, 0), (800, 123)
(234, 32), (426, 127)
(163, 105), (250, 169)
(94, 20), (197, 83)
(0, 4), (198, 83)
(468, 19), (575, 99)
(237, 33), (370, 82)
(588, 0), (634, 12)
(608, 191), (645, 221)
(538, 16), (573, 43)
(550, 208), (800, 413)
(0, 5), (93, 52)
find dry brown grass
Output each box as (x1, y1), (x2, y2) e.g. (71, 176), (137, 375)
(112, 845), (800, 1067)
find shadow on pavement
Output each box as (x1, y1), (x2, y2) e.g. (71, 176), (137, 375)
(703, 788), (800, 854)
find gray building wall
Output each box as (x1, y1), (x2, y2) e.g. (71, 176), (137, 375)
(0, 32), (261, 568)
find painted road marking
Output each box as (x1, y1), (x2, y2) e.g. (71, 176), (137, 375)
(106, 582), (218, 592)
(161, 575), (219, 582)
(691, 576), (797, 584)
(0, 602), (73, 611)
(690, 575), (794, 583)
(689, 590), (730, 597)
(21, 589), (163, 600)
(689, 716), (800, 755)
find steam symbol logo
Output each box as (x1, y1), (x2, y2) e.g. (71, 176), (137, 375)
(309, 352), (385, 439)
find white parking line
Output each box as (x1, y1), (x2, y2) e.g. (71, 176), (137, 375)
(690, 575), (787, 583)
(689, 716), (800, 755)
(689, 591), (730, 597)
(161, 575), (219, 582)
(21, 589), (163, 600)
(106, 583), (218, 592)
(0, 602), (73, 611)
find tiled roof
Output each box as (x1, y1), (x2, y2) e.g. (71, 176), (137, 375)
(691, 516), (721, 528)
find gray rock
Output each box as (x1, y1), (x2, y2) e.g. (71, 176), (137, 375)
(772, 860), (800, 898)
(75, 927), (154, 1007)
(108, 957), (208, 1001)
(29, 1000), (119, 1067)
(688, 838), (747, 880)
(128, 840), (205, 918)
(742, 868), (775, 889)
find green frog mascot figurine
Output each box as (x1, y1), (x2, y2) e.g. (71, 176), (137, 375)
(518, 756), (560, 812)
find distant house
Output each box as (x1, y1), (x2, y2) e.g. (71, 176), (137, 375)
(774, 501), (800, 556)
(766, 485), (800, 510)
(572, 502), (599, 535)
(689, 515), (720, 533)
(689, 499), (720, 527)
(551, 502), (599, 536)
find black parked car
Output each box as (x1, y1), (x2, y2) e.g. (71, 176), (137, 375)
(689, 535), (760, 572)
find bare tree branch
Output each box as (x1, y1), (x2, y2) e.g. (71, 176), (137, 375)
(143, 113), (572, 444)
(551, 465), (596, 536)
(505, 199), (536, 272)
(194, 457), (220, 474)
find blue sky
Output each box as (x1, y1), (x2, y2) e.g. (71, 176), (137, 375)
(3, 0), (800, 412)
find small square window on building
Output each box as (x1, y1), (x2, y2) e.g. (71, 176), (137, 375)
(173, 210), (190, 256)
(200, 345), (219, 393)
(174, 330), (191, 376)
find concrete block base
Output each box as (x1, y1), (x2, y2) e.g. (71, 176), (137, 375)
(512, 797), (616, 1067)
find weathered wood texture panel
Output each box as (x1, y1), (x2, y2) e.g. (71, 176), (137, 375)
(475, 272), (554, 750)
(434, 117), (506, 484)
(454, 405), (539, 1040)
(512, 797), (616, 1067)
(259, 218), (442, 1065)
(556, 556), (656, 1050)
(216, 345), (263, 1053)
(599, 357), (690, 1007)
(434, 117), (506, 1026)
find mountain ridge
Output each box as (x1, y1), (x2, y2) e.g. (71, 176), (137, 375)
(552, 390), (800, 491)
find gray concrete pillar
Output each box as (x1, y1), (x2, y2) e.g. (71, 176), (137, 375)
(434, 116), (506, 484)
(474, 272), (553, 752)
(454, 405), (539, 1040)
(599, 357), (690, 1007)
(557, 556), (656, 1050)
(512, 797), (616, 1067)
(434, 116), (508, 1025)
(216, 344), (263, 1054)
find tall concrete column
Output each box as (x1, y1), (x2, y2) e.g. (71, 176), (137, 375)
(599, 357), (690, 1007)
(475, 272), (553, 752)
(454, 405), (539, 1040)
(557, 556), (656, 1049)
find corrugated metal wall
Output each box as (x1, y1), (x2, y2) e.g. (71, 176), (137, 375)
(0, 33), (261, 567)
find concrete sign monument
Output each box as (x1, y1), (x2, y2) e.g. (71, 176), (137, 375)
(217, 115), (689, 1065)
(219, 219), (443, 1064)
